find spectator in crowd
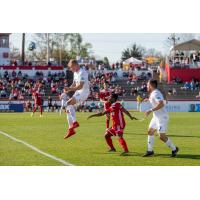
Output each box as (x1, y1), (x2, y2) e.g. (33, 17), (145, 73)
(25, 100), (32, 112)
(136, 94), (143, 112)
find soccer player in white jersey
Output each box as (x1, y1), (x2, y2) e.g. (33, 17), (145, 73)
(59, 88), (69, 115)
(143, 79), (179, 157)
(64, 59), (90, 139)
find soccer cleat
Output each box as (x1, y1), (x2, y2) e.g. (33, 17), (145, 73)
(64, 128), (76, 139)
(171, 147), (179, 157)
(40, 114), (43, 117)
(143, 151), (154, 157)
(31, 113), (34, 117)
(120, 151), (129, 156)
(72, 121), (80, 129)
(108, 148), (116, 152)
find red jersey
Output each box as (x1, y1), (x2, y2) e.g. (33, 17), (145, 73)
(107, 102), (126, 129)
(34, 91), (42, 105)
(99, 89), (112, 101)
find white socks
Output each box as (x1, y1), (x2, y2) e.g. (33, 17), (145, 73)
(66, 112), (73, 128)
(67, 105), (76, 123)
(148, 135), (176, 152)
(148, 135), (154, 152)
(165, 138), (176, 151)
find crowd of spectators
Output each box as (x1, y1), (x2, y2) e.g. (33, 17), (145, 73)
(0, 64), (156, 104)
(0, 70), (71, 100)
(181, 79), (200, 91)
(169, 52), (200, 68)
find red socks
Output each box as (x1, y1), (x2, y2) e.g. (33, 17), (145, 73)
(105, 135), (115, 150)
(105, 134), (129, 152)
(118, 138), (129, 152)
(40, 106), (43, 115)
(33, 107), (37, 113)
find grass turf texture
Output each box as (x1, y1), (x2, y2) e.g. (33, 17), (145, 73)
(0, 112), (199, 166)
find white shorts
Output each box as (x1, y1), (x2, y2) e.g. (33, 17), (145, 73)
(149, 116), (169, 133)
(73, 91), (89, 105)
(61, 100), (67, 108)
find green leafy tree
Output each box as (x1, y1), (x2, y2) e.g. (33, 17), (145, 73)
(121, 43), (144, 61)
(32, 33), (92, 62)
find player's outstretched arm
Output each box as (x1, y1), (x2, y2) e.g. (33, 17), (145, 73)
(121, 107), (138, 120)
(87, 111), (107, 120)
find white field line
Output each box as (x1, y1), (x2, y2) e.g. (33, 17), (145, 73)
(0, 130), (75, 166)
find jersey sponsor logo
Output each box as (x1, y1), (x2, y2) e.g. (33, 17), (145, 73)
(80, 77), (85, 81)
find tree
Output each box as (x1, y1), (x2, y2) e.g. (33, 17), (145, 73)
(103, 57), (110, 65)
(144, 48), (163, 57)
(10, 47), (21, 60)
(121, 43), (144, 61)
(32, 33), (92, 63)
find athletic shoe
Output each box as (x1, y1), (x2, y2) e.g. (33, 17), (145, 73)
(31, 113), (34, 117)
(143, 151), (154, 157)
(108, 148), (116, 152)
(64, 128), (76, 139)
(40, 114), (43, 117)
(72, 121), (80, 129)
(171, 147), (179, 157)
(120, 151), (129, 156)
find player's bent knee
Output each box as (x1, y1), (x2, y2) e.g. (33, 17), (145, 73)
(148, 129), (155, 136)
(67, 98), (76, 106)
(116, 132), (123, 138)
(105, 133), (111, 138)
(159, 133), (167, 141)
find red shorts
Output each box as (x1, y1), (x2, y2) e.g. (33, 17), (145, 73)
(104, 101), (111, 111)
(106, 125), (124, 136)
(35, 100), (42, 107)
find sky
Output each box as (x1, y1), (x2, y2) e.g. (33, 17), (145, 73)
(10, 33), (173, 62)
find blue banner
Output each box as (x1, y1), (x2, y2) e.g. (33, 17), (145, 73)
(0, 103), (24, 112)
(189, 104), (200, 112)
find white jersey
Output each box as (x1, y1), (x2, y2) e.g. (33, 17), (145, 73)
(60, 92), (69, 101)
(149, 89), (168, 119)
(73, 68), (89, 94)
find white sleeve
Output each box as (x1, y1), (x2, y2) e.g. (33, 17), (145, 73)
(153, 92), (164, 102)
(79, 72), (86, 82)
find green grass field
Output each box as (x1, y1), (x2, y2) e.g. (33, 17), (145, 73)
(0, 112), (199, 166)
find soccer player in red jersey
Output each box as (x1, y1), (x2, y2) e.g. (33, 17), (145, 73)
(88, 93), (138, 156)
(31, 89), (43, 117)
(99, 82), (113, 130)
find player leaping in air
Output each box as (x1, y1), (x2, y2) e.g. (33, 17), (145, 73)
(64, 59), (90, 139)
(99, 82), (113, 130)
(88, 93), (138, 156)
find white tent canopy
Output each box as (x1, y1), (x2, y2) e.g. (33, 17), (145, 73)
(172, 39), (200, 51)
(123, 57), (142, 64)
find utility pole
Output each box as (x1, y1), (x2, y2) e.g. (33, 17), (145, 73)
(47, 33), (49, 64)
(168, 33), (180, 49)
(22, 33), (25, 65)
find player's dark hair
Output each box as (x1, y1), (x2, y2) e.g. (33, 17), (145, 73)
(68, 59), (78, 66)
(111, 93), (118, 101)
(149, 79), (158, 88)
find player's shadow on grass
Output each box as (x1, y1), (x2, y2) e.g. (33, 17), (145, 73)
(126, 132), (200, 139)
(94, 152), (143, 157)
(156, 154), (200, 160)
(169, 134), (200, 139)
